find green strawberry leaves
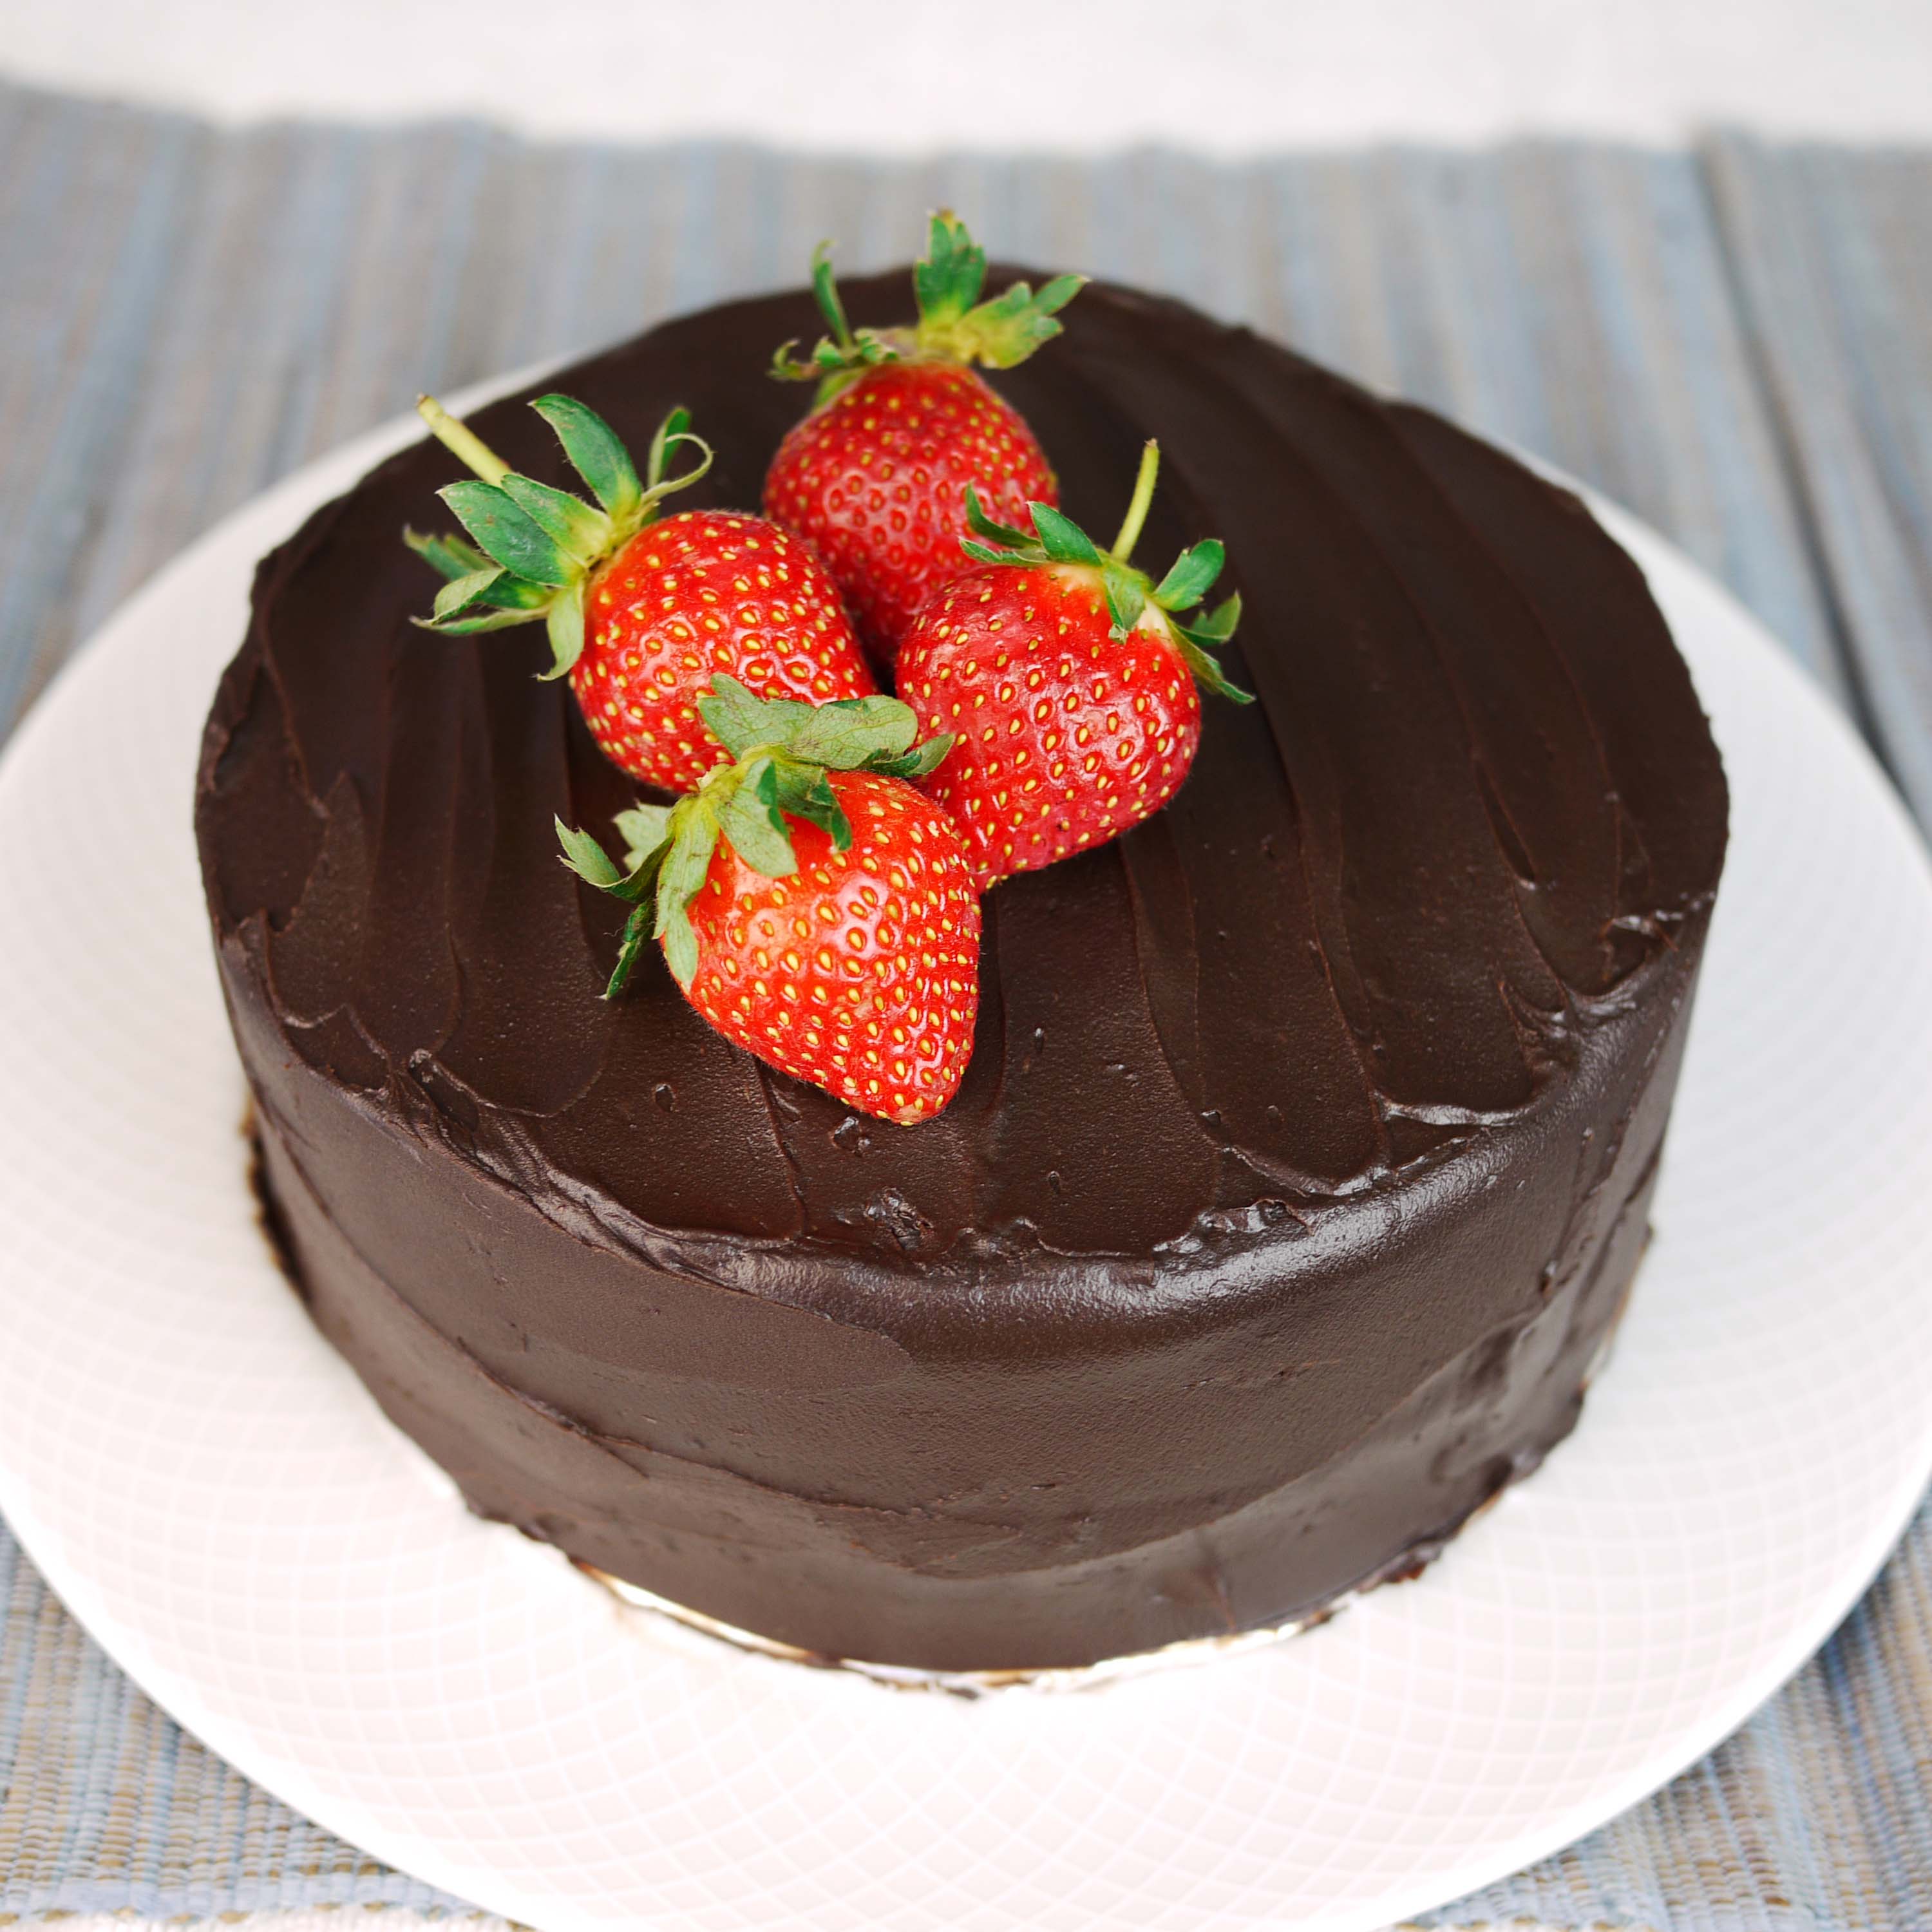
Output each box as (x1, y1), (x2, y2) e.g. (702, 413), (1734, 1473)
(441, 480), (574, 587)
(769, 764), (849, 846)
(404, 527), (493, 581)
(911, 211), (1086, 368)
(956, 448), (1253, 704)
(695, 676), (937, 776)
(712, 757), (797, 878)
(405, 528), (554, 632)
(946, 273), (1087, 368)
(556, 817), (641, 894)
(775, 696), (918, 768)
(556, 795), (721, 996)
(912, 210), (989, 330)
(557, 676), (956, 996)
(958, 491), (1032, 554)
(1179, 589), (1241, 645)
(544, 583), (587, 687)
(1170, 585), (1247, 697)
(499, 473), (609, 564)
(430, 567), (504, 619)
(1171, 599), (1250, 703)
(864, 737), (954, 781)
(614, 802), (675, 873)
(404, 393), (713, 677)
(1029, 503), (1105, 567)
(769, 243), (902, 399)
(960, 486), (1109, 571)
(556, 811), (663, 997)
(643, 406), (709, 497)
(1154, 540), (1226, 612)
(696, 678), (813, 759)
(771, 213), (1085, 404)
(531, 394), (643, 524)
(1101, 558), (1147, 636)
(653, 808), (723, 989)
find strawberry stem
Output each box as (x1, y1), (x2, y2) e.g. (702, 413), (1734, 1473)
(1110, 440), (1160, 564)
(417, 395), (511, 486)
(810, 241), (858, 354)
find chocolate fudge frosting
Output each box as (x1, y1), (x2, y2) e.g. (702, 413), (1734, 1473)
(196, 272), (1728, 1672)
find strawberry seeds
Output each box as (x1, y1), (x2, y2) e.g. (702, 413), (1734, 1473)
(406, 214), (1248, 1123)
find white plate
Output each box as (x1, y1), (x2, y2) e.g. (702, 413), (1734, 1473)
(2, 399), (1931, 1932)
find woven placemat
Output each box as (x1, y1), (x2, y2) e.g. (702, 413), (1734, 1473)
(3, 77), (1930, 1929)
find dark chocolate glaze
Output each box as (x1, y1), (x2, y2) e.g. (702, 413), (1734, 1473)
(196, 274), (1727, 1671)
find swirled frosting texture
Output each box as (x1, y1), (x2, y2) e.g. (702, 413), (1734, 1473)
(198, 275), (1727, 1671)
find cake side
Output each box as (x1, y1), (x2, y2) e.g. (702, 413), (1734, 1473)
(196, 273), (1727, 1671)
(237, 944), (1690, 1671)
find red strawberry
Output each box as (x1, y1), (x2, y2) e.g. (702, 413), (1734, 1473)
(896, 440), (1251, 889)
(764, 213), (1084, 668)
(408, 393), (874, 793)
(558, 677), (978, 1124)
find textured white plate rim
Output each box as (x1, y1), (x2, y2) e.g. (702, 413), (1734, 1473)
(0, 390), (1927, 1932)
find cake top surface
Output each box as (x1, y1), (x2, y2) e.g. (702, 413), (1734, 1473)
(200, 271), (1727, 1270)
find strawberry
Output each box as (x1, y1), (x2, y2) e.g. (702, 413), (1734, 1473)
(764, 212), (1084, 668)
(557, 676), (978, 1124)
(408, 392), (875, 793)
(896, 440), (1251, 889)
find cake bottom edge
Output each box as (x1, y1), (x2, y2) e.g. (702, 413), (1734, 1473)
(576, 1278), (1632, 1696)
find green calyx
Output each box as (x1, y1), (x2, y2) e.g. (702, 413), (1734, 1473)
(769, 211), (1086, 407)
(555, 674), (955, 996)
(960, 440), (1253, 705)
(404, 393), (712, 680)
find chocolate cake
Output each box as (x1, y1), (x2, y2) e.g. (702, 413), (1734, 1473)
(195, 271), (1728, 1675)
